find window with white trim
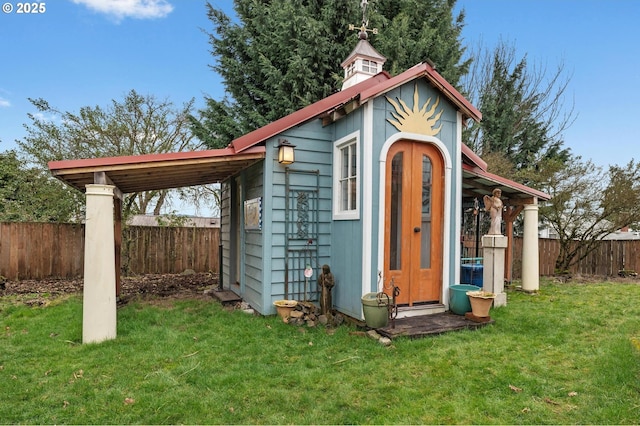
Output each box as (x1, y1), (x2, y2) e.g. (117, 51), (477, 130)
(333, 132), (360, 220)
(346, 61), (355, 77)
(362, 59), (378, 74)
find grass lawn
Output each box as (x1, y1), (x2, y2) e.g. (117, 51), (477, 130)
(1, 279), (640, 424)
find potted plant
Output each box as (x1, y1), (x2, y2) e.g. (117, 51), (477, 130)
(466, 290), (496, 318)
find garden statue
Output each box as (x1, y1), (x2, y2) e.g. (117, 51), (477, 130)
(318, 264), (335, 315)
(483, 188), (504, 235)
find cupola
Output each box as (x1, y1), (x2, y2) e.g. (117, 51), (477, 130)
(341, 1), (386, 90)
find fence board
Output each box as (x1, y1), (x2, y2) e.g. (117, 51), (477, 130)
(0, 223), (220, 280)
(2, 222), (638, 281)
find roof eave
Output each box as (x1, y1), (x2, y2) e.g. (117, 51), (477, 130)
(359, 62), (482, 123)
(231, 72), (392, 153)
(462, 163), (551, 201)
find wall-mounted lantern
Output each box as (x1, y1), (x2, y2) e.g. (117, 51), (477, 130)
(277, 139), (296, 165)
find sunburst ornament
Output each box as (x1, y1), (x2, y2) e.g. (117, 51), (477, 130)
(386, 84), (443, 136)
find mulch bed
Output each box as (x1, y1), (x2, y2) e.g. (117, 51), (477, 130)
(0, 273), (218, 305)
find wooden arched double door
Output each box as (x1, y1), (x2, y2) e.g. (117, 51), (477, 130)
(384, 140), (444, 306)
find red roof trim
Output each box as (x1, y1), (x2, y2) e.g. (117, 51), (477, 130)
(359, 62), (482, 122)
(462, 163), (551, 201)
(48, 146), (266, 172)
(232, 62), (481, 154)
(231, 73), (392, 153)
(461, 143), (487, 171)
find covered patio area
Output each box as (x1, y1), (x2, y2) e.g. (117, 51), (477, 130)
(49, 146), (265, 343)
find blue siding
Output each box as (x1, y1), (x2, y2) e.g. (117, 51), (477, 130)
(221, 76), (467, 318)
(220, 181), (231, 291)
(262, 121), (335, 315)
(330, 109), (366, 318)
(240, 163), (266, 312)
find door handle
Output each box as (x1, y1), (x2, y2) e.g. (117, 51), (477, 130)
(414, 226), (421, 233)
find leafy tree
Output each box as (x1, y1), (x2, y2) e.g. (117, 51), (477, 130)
(462, 41), (574, 177)
(0, 150), (83, 222)
(192, 0), (470, 148)
(532, 157), (640, 273)
(17, 90), (208, 219)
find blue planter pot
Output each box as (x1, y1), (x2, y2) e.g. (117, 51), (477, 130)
(449, 284), (482, 315)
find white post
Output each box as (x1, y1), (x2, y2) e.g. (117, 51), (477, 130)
(481, 235), (508, 307)
(83, 184), (117, 343)
(521, 199), (540, 292)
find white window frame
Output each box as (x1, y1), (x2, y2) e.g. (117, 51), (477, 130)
(333, 131), (360, 220)
(362, 59), (377, 74)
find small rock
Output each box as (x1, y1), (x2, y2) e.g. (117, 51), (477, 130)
(379, 337), (392, 346)
(367, 330), (382, 340)
(242, 308), (255, 315)
(318, 315), (328, 325)
(181, 269), (196, 276)
(290, 310), (304, 318)
(290, 318), (305, 326)
(333, 314), (344, 326)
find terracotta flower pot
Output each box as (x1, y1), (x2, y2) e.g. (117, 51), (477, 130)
(273, 300), (298, 322)
(466, 291), (495, 318)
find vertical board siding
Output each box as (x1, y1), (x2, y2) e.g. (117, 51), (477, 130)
(125, 226), (220, 275)
(2, 222), (640, 281)
(511, 238), (639, 279)
(0, 222), (84, 280)
(0, 222), (219, 280)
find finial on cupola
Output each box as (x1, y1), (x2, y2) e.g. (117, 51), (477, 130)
(348, 0), (378, 41)
(341, 0), (386, 90)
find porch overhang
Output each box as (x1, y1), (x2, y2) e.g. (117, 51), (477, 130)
(48, 146), (266, 194)
(462, 164), (551, 203)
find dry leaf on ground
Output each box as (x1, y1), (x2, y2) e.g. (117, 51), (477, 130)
(509, 384), (523, 393)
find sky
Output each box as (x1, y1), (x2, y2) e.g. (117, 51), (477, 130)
(0, 0), (638, 170)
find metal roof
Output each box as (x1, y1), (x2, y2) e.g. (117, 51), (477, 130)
(231, 61), (482, 153)
(459, 143), (549, 202)
(48, 146), (265, 194)
(462, 163), (551, 202)
(340, 38), (387, 67)
(48, 64), (546, 203)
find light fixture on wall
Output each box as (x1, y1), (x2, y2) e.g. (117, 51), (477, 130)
(277, 139), (296, 165)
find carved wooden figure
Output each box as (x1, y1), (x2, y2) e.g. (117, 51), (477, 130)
(318, 264), (335, 315)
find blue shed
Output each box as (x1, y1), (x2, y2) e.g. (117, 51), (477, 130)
(49, 33), (550, 343)
(220, 38), (482, 318)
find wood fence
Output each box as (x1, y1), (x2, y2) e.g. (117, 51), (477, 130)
(2, 222), (639, 281)
(525, 238), (640, 277)
(0, 222), (220, 280)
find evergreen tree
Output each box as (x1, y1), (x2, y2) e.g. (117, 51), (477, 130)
(192, 0), (469, 148)
(462, 41), (574, 177)
(372, 0), (470, 83)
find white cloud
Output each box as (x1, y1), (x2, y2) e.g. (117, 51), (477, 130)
(33, 112), (58, 123)
(0, 97), (10, 108)
(71, 0), (174, 20)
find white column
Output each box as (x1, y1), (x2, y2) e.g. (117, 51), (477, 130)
(521, 199), (539, 292)
(481, 235), (508, 307)
(83, 184), (117, 343)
